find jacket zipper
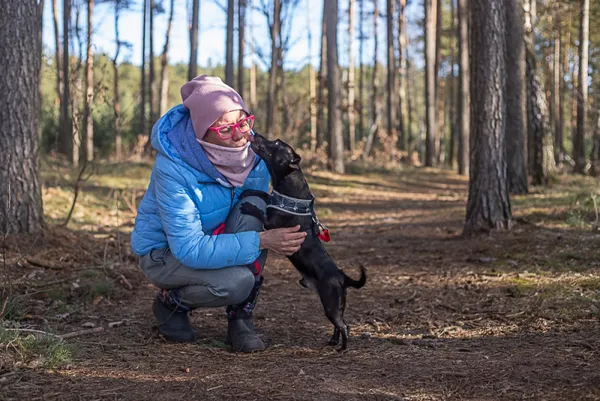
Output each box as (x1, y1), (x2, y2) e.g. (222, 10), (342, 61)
(230, 188), (235, 208)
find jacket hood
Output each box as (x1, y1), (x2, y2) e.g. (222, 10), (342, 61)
(152, 105), (260, 187)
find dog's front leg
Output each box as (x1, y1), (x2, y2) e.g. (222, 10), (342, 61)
(240, 202), (266, 223)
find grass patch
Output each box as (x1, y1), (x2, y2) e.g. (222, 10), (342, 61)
(0, 296), (25, 320)
(577, 277), (600, 291)
(0, 327), (72, 369)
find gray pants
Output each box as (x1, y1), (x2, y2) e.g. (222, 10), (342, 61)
(139, 195), (267, 309)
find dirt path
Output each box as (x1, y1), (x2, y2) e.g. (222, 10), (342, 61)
(2, 168), (600, 400)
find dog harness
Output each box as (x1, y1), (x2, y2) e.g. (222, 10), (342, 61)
(267, 190), (331, 242)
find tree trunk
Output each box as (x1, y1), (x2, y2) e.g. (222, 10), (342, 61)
(188, 0), (199, 81)
(386, 0), (394, 138)
(448, 0), (457, 167)
(159, 0), (175, 118)
(38, 0), (44, 141)
(307, 0), (317, 151)
(560, 7), (571, 166)
(457, 0), (469, 175)
(316, 0), (327, 148)
(505, 0), (528, 194)
(525, 0), (535, 174)
(238, 0), (246, 98)
(406, 37), (414, 159)
(112, 0), (122, 160)
(464, 0), (511, 236)
(266, 0), (280, 136)
(348, 0), (356, 152)
(424, 0), (436, 167)
(140, 0), (147, 139)
(358, 0), (365, 141)
(83, 0), (94, 162)
(574, 0), (589, 174)
(590, 112), (600, 177)
(553, 5), (563, 167)
(149, 0), (156, 128)
(397, 0), (407, 151)
(0, 0), (44, 234)
(434, 0), (442, 163)
(326, 0), (345, 174)
(525, 0), (554, 186)
(249, 0), (256, 109)
(52, 0), (62, 127)
(226, 0), (235, 87)
(71, 5), (83, 167)
(59, 0), (73, 161)
(364, 0), (379, 158)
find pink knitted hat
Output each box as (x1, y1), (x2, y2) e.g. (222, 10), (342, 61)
(181, 75), (248, 140)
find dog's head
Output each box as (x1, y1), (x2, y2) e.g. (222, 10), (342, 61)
(251, 132), (302, 179)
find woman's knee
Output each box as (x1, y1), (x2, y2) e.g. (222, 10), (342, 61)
(207, 267), (255, 305)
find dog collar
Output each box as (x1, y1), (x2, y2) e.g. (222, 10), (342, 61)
(267, 190), (314, 216)
(267, 190), (331, 242)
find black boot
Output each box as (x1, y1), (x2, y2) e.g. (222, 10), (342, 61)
(226, 276), (265, 353)
(153, 290), (196, 343)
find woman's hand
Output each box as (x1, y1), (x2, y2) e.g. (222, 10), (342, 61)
(259, 225), (307, 255)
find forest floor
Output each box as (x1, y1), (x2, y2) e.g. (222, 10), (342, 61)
(1, 159), (600, 401)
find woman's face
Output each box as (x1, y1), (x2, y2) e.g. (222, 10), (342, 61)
(203, 110), (251, 148)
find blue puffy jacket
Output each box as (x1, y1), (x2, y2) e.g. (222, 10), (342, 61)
(131, 105), (270, 269)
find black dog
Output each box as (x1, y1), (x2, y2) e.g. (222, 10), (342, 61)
(242, 133), (366, 351)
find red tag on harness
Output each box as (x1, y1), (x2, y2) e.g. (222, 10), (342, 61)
(251, 260), (262, 276)
(318, 229), (331, 242)
(212, 223), (226, 235)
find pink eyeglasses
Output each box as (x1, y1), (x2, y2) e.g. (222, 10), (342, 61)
(207, 115), (255, 140)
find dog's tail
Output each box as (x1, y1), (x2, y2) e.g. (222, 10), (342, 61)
(343, 264), (367, 289)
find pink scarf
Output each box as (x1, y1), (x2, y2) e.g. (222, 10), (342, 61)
(198, 140), (255, 187)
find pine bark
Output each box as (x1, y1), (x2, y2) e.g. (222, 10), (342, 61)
(464, 0), (512, 236)
(358, 0), (365, 141)
(84, 0), (94, 162)
(52, 0), (62, 117)
(266, 0), (281, 136)
(238, 0), (246, 98)
(386, 0), (395, 138)
(59, 0), (73, 161)
(457, 0), (469, 175)
(348, 0), (356, 152)
(316, 0), (327, 148)
(112, 0), (122, 160)
(397, 0), (407, 151)
(326, 0), (345, 174)
(226, 0), (235, 87)
(424, 0), (436, 167)
(159, 0), (175, 118)
(574, 0), (589, 174)
(141, 0), (147, 139)
(188, 0), (199, 81)
(553, 6), (563, 166)
(0, 0), (44, 234)
(148, 0), (157, 127)
(505, 0), (528, 194)
(363, 0), (380, 158)
(307, 0), (317, 151)
(525, 0), (554, 185)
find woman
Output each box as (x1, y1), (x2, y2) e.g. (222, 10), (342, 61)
(131, 75), (306, 353)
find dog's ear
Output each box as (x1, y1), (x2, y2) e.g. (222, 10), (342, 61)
(290, 155), (302, 170)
